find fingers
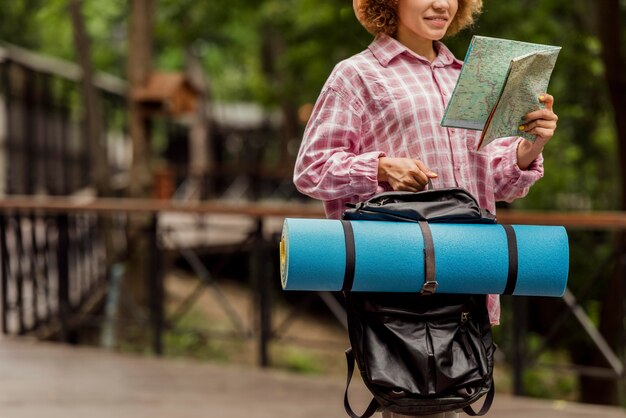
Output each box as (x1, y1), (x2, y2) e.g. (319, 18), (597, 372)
(525, 127), (553, 140)
(540, 93), (554, 112)
(415, 160), (437, 179)
(521, 95), (558, 143)
(381, 158), (437, 192)
(520, 117), (557, 133)
(524, 108), (558, 124)
(522, 94), (558, 143)
(524, 94), (557, 123)
(408, 163), (430, 188)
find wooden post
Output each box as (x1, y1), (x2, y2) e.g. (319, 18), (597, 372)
(124, 0), (155, 339)
(128, 0), (154, 198)
(186, 50), (214, 198)
(69, 0), (110, 196)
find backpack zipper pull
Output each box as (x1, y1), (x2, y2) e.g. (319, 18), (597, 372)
(460, 312), (473, 358)
(374, 197), (389, 206)
(461, 312), (470, 326)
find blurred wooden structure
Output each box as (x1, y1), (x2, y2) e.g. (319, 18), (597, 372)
(0, 42), (296, 202)
(132, 72), (198, 116)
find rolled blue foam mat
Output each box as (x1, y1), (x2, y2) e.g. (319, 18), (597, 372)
(280, 218), (569, 297)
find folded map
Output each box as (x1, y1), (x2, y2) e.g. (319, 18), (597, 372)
(441, 36), (561, 149)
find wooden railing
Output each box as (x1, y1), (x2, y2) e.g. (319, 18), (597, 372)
(4, 195), (626, 226)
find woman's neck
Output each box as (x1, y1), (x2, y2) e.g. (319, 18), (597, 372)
(396, 26), (437, 62)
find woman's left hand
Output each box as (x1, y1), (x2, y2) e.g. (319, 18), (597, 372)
(520, 94), (558, 147)
(517, 94), (558, 170)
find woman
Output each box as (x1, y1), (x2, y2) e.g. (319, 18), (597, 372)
(294, 1), (558, 417)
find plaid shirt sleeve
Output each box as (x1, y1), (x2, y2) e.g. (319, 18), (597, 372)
(293, 85), (386, 202)
(488, 136), (544, 202)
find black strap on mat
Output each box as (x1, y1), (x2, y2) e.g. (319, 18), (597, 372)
(344, 348), (380, 418)
(418, 221), (437, 295)
(342, 220), (438, 294)
(341, 220), (356, 292)
(502, 224), (519, 295)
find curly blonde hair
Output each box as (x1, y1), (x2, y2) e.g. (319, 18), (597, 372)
(355, 0), (482, 37)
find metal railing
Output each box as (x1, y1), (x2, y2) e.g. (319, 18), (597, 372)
(0, 212), (107, 338)
(0, 42), (127, 196)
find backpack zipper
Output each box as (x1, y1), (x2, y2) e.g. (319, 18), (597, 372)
(459, 311), (473, 358)
(424, 322), (437, 394)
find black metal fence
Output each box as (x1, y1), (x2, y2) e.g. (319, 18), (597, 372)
(0, 201), (279, 360)
(0, 43), (299, 359)
(0, 212), (108, 339)
(0, 43), (128, 196)
(0, 208), (165, 352)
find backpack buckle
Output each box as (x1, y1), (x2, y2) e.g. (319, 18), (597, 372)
(421, 280), (438, 295)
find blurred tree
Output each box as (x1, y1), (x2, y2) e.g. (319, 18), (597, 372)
(128, 0), (154, 198)
(69, 0), (109, 196)
(0, 0), (47, 48)
(124, 0), (156, 350)
(592, 0), (626, 406)
(0, 0), (127, 77)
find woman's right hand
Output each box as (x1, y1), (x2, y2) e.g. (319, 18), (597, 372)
(377, 157), (438, 192)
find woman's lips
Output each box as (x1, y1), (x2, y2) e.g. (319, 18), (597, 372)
(424, 16), (448, 28)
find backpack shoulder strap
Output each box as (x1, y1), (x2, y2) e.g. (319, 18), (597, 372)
(462, 383), (495, 416)
(344, 348), (379, 418)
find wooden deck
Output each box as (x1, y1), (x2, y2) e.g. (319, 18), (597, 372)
(0, 338), (624, 418)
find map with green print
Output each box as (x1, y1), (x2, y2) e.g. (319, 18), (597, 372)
(441, 36), (561, 149)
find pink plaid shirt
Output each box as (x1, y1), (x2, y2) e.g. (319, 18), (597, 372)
(294, 34), (544, 325)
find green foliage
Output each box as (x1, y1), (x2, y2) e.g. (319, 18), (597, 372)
(152, 0), (367, 104)
(0, 0), (48, 48)
(0, 0), (127, 76)
(163, 308), (232, 362)
(455, 1), (620, 211)
(521, 333), (579, 400)
(523, 361), (579, 401)
(276, 347), (324, 375)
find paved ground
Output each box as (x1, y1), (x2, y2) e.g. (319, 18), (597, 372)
(0, 338), (625, 418)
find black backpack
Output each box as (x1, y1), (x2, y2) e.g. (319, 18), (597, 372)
(341, 188), (497, 417)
